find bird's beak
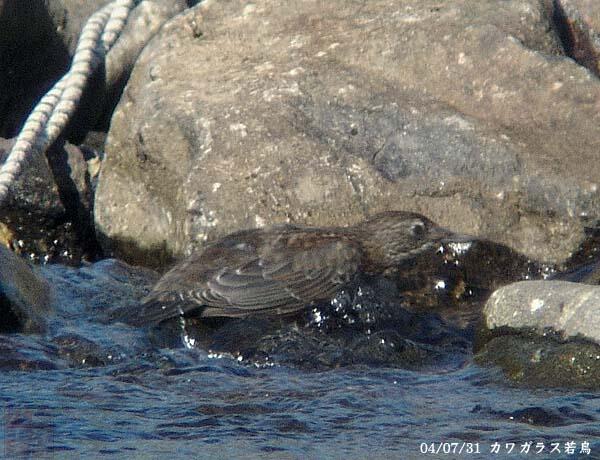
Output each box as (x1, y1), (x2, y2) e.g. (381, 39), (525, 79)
(431, 226), (474, 244)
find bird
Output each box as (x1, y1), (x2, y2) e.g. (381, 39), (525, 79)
(127, 211), (459, 326)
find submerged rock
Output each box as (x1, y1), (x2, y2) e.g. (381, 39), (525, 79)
(0, 334), (61, 371)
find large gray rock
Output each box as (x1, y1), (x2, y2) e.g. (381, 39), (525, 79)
(95, 0), (600, 268)
(483, 280), (600, 343)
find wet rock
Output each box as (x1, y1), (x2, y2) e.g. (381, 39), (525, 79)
(96, 0), (599, 268)
(0, 137), (64, 219)
(394, 239), (548, 328)
(556, 258), (600, 284)
(51, 333), (108, 367)
(151, 275), (472, 370)
(0, 245), (50, 333)
(0, 137), (100, 263)
(123, 230), (545, 369)
(472, 403), (595, 427)
(554, 224), (600, 283)
(475, 333), (600, 389)
(482, 280), (600, 343)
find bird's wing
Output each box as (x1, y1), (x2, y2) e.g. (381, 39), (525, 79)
(201, 239), (360, 317)
(130, 238), (360, 325)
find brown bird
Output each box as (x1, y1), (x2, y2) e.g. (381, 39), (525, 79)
(128, 211), (457, 326)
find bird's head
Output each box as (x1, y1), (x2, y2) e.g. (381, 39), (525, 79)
(357, 211), (460, 268)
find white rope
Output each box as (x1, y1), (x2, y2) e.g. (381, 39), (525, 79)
(0, 0), (135, 206)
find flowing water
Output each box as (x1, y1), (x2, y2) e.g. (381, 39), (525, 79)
(1, 355), (599, 459)
(0, 246), (599, 459)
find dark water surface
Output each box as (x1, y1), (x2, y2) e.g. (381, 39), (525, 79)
(1, 252), (599, 459)
(1, 354), (599, 459)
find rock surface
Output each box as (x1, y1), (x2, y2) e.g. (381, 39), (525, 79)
(0, 137), (65, 219)
(95, 0), (600, 268)
(483, 280), (600, 343)
(0, 245), (50, 333)
(150, 273), (473, 371)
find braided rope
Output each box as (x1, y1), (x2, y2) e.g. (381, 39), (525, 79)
(0, 0), (135, 206)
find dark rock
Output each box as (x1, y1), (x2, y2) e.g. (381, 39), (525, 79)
(0, 245), (50, 333)
(471, 403), (594, 427)
(0, 0), (71, 137)
(555, 224), (600, 283)
(0, 137), (100, 263)
(45, 1), (115, 56)
(475, 333), (600, 389)
(95, 0), (600, 268)
(394, 238), (547, 327)
(151, 274), (472, 370)
(544, 0), (600, 76)
(0, 0), (186, 140)
(0, 137), (64, 219)
(52, 333), (108, 367)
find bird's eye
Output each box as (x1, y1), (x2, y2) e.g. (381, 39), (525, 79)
(410, 221), (426, 238)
